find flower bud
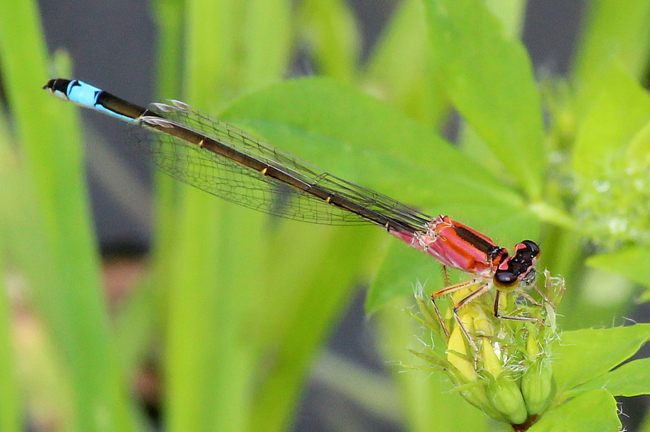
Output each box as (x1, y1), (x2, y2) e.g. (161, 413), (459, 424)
(486, 373), (528, 425)
(481, 337), (503, 377)
(460, 385), (507, 423)
(447, 312), (479, 383)
(521, 357), (554, 415)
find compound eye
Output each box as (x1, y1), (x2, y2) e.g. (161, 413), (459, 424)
(494, 270), (518, 288)
(522, 240), (540, 257)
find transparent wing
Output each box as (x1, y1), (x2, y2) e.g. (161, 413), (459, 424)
(130, 100), (432, 230)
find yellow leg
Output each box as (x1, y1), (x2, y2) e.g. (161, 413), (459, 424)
(451, 283), (493, 354)
(431, 276), (491, 355)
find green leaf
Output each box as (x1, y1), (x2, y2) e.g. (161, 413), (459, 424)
(0, 189), (20, 432)
(573, 0), (650, 85)
(250, 225), (381, 432)
(164, 2), (259, 431)
(570, 357), (650, 397)
(626, 119), (650, 162)
(364, 0), (444, 125)
(221, 78), (524, 219)
(241, 0), (292, 88)
(586, 246), (650, 288)
(553, 325), (650, 395)
(220, 78), (545, 312)
(484, 0), (526, 38)
(298, 0), (360, 83)
(572, 64), (650, 180)
(366, 241), (441, 314)
(422, 0), (544, 200)
(1, 1), (135, 430)
(529, 389), (620, 432)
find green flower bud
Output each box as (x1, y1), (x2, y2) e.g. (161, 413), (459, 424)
(487, 373), (528, 425)
(526, 330), (540, 356)
(481, 338), (503, 377)
(460, 385), (507, 423)
(521, 357), (554, 415)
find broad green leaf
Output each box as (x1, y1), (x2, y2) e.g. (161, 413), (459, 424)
(529, 389), (620, 432)
(569, 357), (650, 397)
(423, 0), (544, 200)
(553, 325), (650, 394)
(587, 246), (650, 288)
(573, 0), (650, 85)
(458, 1), (527, 181)
(220, 78), (543, 313)
(221, 78), (523, 218)
(572, 64), (650, 180)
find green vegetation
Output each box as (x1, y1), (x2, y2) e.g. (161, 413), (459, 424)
(1, 0), (650, 431)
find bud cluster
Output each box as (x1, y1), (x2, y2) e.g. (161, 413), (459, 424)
(409, 270), (565, 428)
(573, 149), (650, 249)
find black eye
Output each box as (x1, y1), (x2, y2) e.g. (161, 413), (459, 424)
(494, 270), (518, 288)
(522, 240), (540, 257)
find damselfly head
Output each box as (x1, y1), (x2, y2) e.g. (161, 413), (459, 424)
(493, 240), (540, 289)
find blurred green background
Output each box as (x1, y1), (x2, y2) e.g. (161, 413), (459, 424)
(2, 0), (650, 431)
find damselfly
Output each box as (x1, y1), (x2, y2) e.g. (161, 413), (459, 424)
(44, 78), (540, 350)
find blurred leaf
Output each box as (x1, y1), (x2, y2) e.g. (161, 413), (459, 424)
(572, 64), (650, 180)
(587, 246), (650, 289)
(484, 0), (526, 38)
(0, 153), (20, 432)
(366, 242), (440, 314)
(241, 0), (292, 88)
(529, 389), (620, 432)
(222, 78), (523, 218)
(364, 0), (445, 125)
(458, 1), (527, 181)
(220, 78), (544, 313)
(164, 1), (256, 431)
(553, 325), (650, 395)
(298, 0), (360, 83)
(423, 0), (544, 200)
(250, 226), (380, 432)
(573, 0), (650, 85)
(570, 357), (650, 397)
(626, 119), (650, 162)
(0, 1), (135, 431)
